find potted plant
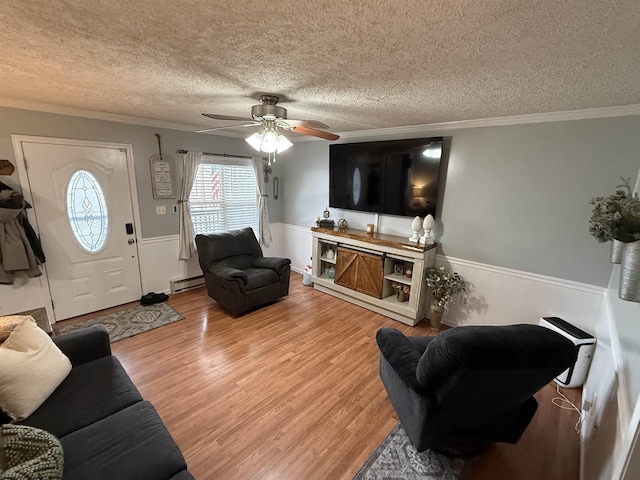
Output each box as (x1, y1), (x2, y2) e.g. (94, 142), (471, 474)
(424, 266), (467, 331)
(589, 177), (640, 261)
(589, 177), (640, 301)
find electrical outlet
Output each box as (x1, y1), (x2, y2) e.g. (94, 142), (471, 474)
(156, 205), (166, 215)
(172, 204), (178, 214)
(460, 296), (469, 306)
(584, 393), (597, 412)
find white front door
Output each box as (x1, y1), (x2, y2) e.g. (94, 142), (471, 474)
(21, 141), (142, 320)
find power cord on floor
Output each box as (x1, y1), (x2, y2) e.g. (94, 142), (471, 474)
(552, 383), (582, 434)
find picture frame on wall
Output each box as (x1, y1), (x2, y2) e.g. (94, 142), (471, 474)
(150, 155), (175, 199)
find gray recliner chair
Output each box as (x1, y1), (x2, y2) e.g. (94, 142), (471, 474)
(195, 227), (291, 316)
(376, 324), (578, 456)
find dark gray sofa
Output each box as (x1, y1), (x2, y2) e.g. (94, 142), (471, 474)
(195, 227), (291, 316)
(13, 326), (193, 480)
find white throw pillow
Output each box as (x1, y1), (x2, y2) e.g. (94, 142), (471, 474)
(0, 317), (71, 421)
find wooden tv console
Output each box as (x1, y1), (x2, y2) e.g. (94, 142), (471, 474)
(311, 227), (436, 326)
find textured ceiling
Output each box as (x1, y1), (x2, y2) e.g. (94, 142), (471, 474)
(1, 0), (640, 135)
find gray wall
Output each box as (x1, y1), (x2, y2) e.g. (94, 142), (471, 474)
(278, 116), (640, 287)
(3, 106), (637, 286)
(0, 106), (282, 238)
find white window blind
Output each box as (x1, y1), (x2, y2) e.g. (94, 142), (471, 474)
(189, 156), (258, 235)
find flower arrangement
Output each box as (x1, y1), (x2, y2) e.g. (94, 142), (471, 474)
(425, 266), (467, 308)
(589, 177), (640, 243)
(391, 282), (411, 301)
(391, 282), (411, 294)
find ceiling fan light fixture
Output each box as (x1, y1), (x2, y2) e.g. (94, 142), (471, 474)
(276, 135), (293, 153)
(245, 132), (263, 151)
(246, 125), (293, 155)
(260, 130), (279, 153)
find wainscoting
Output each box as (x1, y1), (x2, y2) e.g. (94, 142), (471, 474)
(0, 275), (52, 322)
(438, 255), (603, 332)
(273, 223), (604, 333)
(136, 223), (605, 333)
(2, 222), (603, 336)
(137, 235), (202, 295)
(137, 225), (285, 296)
(580, 266), (640, 480)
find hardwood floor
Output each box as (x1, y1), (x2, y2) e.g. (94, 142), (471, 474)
(61, 273), (581, 479)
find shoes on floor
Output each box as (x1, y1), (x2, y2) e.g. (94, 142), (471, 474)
(140, 292), (169, 306)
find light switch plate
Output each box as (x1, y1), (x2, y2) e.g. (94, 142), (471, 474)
(156, 205), (166, 215)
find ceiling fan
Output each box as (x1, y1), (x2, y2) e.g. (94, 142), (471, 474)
(198, 94), (340, 145)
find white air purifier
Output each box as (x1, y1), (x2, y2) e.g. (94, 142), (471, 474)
(539, 316), (596, 388)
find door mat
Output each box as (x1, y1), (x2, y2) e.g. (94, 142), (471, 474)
(53, 302), (184, 343)
(353, 424), (471, 480)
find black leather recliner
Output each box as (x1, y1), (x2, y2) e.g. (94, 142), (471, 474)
(195, 227), (291, 316)
(376, 324), (577, 455)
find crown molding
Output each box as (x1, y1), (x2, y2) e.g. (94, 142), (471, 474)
(1, 96), (639, 142)
(334, 103), (640, 141)
(0, 96), (213, 134)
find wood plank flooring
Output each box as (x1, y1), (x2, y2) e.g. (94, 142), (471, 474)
(61, 272), (581, 480)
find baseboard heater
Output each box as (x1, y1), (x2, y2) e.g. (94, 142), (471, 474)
(169, 275), (205, 294)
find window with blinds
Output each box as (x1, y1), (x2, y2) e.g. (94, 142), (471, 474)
(189, 156), (258, 235)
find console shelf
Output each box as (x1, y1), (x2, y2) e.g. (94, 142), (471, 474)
(383, 273), (412, 285)
(311, 227), (436, 326)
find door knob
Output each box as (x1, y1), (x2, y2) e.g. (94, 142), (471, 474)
(128, 238), (135, 245)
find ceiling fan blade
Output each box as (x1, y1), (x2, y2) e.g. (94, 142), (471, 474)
(196, 123), (259, 133)
(279, 119), (330, 130)
(291, 125), (340, 141)
(202, 113), (254, 122)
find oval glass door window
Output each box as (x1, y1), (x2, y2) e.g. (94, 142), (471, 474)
(66, 170), (109, 253)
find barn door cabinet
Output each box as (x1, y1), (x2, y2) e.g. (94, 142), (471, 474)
(334, 246), (384, 298)
(311, 227), (436, 326)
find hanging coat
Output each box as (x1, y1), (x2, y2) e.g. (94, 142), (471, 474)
(0, 189), (43, 284)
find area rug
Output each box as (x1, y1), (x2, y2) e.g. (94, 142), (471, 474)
(54, 302), (184, 343)
(353, 424), (471, 480)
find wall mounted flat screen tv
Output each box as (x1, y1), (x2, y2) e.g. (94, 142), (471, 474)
(329, 137), (444, 217)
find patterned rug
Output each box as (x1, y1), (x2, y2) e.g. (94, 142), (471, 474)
(54, 302), (184, 343)
(353, 424), (471, 480)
